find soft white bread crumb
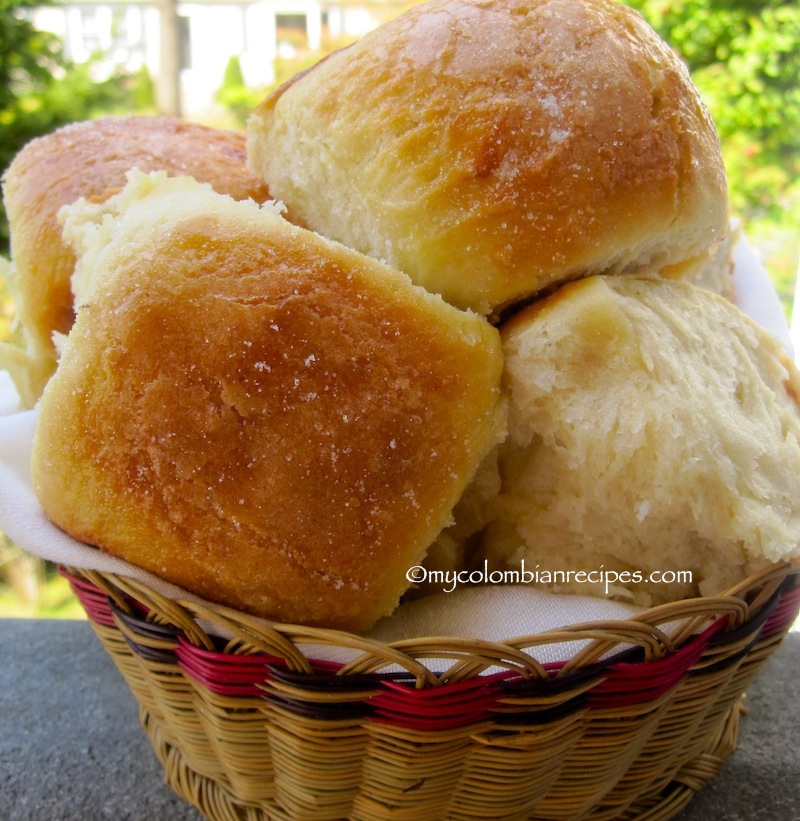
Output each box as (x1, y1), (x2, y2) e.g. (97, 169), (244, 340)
(479, 275), (800, 605)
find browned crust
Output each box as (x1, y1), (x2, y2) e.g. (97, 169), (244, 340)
(32, 179), (503, 631)
(3, 116), (272, 350)
(248, 0), (728, 316)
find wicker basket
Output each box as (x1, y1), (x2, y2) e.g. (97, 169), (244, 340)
(61, 561), (799, 821)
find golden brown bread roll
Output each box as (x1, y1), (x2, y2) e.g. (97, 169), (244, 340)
(31, 171), (504, 631)
(248, 0), (729, 317)
(1, 115), (272, 407)
(476, 275), (800, 605)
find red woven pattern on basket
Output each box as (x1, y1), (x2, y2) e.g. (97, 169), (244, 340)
(762, 586), (800, 636)
(61, 568), (800, 730)
(64, 572), (120, 627)
(370, 673), (513, 730)
(175, 639), (281, 697)
(586, 619), (727, 709)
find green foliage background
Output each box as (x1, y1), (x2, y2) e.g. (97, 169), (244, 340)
(0, 0), (148, 256)
(624, 0), (800, 310)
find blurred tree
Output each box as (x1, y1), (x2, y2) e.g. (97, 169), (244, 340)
(215, 34), (364, 129)
(216, 55), (264, 128)
(625, 0), (800, 307)
(0, 0), (137, 256)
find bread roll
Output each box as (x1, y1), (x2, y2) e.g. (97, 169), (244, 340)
(1, 116), (272, 407)
(31, 170), (504, 631)
(478, 275), (800, 605)
(248, 0), (729, 317)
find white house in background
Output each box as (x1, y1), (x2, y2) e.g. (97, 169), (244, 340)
(31, 0), (390, 116)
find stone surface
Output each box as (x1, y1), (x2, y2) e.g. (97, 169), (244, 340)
(1, 619), (797, 820)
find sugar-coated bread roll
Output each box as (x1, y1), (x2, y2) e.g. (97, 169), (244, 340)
(31, 171), (504, 631)
(248, 0), (729, 317)
(1, 116), (272, 407)
(478, 275), (800, 604)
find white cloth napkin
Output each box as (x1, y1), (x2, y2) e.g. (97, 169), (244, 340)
(0, 235), (792, 667)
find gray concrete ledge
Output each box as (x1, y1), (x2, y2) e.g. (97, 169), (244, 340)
(1, 619), (798, 820)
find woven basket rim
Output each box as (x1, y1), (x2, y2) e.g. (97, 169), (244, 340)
(62, 559), (800, 688)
